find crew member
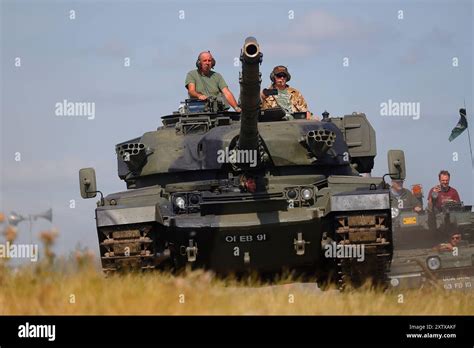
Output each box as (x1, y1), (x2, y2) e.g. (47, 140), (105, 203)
(185, 51), (241, 112)
(261, 65), (312, 120)
(390, 179), (422, 212)
(434, 231), (462, 252)
(427, 170), (461, 211)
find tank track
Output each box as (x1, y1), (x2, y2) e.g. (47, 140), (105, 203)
(99, 224), (156, 274)
(337, 250), (391, 291)
(334, 214), (392, 291)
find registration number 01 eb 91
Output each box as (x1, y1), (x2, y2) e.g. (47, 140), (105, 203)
(224, 233), (268, 243)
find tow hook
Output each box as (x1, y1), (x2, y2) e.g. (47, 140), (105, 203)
(294, 232), (310, 256)
(183, 239), (198, 262)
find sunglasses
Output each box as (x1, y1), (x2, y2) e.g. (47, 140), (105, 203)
(275, 73), (287, 78)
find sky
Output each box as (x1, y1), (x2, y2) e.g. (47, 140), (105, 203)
(0, 0), (473, 257)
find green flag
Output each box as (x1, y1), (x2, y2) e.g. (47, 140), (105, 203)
(449, 108), (468, 142)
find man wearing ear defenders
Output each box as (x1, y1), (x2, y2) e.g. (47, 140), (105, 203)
(185, 51), (241, 112)
(261, 65), (313, 120)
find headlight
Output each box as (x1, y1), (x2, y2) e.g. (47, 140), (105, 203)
(188, 194), (200, 205)
(391, 207), (400, 219)
(301, 188), (313, 201)
(287, 189), (298, 200)
(390, 278), (400, 287)
(427, 256), (441, 271)
(174, 196), (186, 210)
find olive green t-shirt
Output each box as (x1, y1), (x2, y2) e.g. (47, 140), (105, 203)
(185, 69), (228, 98)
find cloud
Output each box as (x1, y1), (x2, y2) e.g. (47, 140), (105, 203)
(82, 90), (160, 106)
(95, 40), (130, 57)
(400, 27), (456, 65)
(212, 10), (383, 59)
(262, 42), (315, 59)
(288, 10), (367, 41)
(1, 157), (102, 189)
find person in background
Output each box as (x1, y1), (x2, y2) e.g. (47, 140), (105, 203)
(434, 231), (462, 252)
(427, 170), (461, 212)
(390, 179), (422, 212)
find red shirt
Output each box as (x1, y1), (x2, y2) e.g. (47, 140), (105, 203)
(428, 186), (461, 210)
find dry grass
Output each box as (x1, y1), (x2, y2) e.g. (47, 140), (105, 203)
(0, 265), (473, 315)
(0, 223), (472, 315)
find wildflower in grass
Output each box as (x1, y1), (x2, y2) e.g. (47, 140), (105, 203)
(39, 228), (59, 264)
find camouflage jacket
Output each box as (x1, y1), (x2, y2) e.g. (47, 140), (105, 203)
(261, 85), (308, 113)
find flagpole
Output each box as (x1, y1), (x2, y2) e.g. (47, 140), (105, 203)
(466, 102), (474, 211)
(464, 100), (474, 167)
(467, 121), (473, 166)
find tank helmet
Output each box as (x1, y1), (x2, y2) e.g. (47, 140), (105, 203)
(196, 51), (216, 69)
(270, 65), (291, 83)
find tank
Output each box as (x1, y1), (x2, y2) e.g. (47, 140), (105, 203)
(388, 199), (474, 290)
(79, 37), (404, 290)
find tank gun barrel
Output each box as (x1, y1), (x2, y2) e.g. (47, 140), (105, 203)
(238, 37), (262, 152)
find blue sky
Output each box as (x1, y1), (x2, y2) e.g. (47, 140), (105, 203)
(1, 0), (472, 256)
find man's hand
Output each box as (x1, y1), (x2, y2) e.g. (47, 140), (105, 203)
(222, 87), (239, 111)
(262, 88), (278, 97)
(234, 106), (242, 113)
(433, 185), (441, 193)
(186, 82), (208, 101)
(414, 206), (422, 213)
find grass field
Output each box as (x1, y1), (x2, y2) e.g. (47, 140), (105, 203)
(1, 263), (473, 315)
(0, 223), (473, 316)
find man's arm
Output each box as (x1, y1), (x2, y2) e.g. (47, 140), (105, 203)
(221, 87), (241, 112)
(408, 192), (422, 212)
(186, 82), (208, 100)
(427, 187), (435, 211)
(261, 94), (273, 110)
(452, 188), (461, 202)
(291, 89), (308, 112)
(290, 88), (317, 119)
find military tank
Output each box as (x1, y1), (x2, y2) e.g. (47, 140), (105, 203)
(389, 198), (474, 290)
(79, 37), (405, 289)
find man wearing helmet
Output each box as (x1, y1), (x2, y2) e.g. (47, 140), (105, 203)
(261, 65), (312, 120)
(185, 51), (241, 112)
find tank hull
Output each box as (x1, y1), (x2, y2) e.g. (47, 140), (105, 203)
(95, 180), (393, 290)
